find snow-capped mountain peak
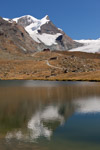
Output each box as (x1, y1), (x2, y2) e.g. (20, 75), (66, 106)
(3, 15), (81, 50)
(11, 15), (61, 46)
(15, 15), (38, 22)
(13, 15), (50, 27)
(40, 15), (50, 25)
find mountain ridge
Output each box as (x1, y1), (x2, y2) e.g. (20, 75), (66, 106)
(3, 15), (82, 51)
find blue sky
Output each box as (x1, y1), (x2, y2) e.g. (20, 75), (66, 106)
(1, 0), (100, 39)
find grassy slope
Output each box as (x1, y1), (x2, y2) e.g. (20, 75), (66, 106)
(0, 51), (100, 81)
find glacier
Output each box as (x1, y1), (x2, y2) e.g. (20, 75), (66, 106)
(70, 38), (100, 53)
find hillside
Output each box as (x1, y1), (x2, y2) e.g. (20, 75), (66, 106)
(1, 50), (100, 81)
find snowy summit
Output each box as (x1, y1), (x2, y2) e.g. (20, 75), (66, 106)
(3, 15), (82, 50)
(12, 15), (61, 46)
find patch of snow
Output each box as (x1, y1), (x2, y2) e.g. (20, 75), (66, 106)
(29, 33), (62, 46)
(40, 15), (50, 26)
(3, 18), (13, 23)
(58, 28), (63, 31)
(71, 38), (100, 53)
(3, 18), (9, 21)
(26, 24), (62, 45)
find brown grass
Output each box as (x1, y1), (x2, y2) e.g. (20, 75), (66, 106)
(1, 51), (100, 81)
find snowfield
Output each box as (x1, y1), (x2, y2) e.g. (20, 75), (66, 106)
(28, 32), (62, 46)
(71, 39), (100, 53)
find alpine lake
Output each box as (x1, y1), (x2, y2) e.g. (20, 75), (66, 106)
(0, 80), (100, 150)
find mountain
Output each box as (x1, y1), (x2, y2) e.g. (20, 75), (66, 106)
(4, 15), (82, 51)
(0, 17), (40, 55)
(2, 15), (100, 54)
(70, 39), (100, 53)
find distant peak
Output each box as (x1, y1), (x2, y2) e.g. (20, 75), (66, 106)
(45, 15), (50, 20)
(12, 15), (38, 23)
(21, 15), (38, 21)
(23, 15), (50, 21)
(41, 15), (50, 21)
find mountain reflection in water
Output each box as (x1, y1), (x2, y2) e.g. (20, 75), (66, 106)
(6, 105), (65, 141)
(0, 81), (100, 150)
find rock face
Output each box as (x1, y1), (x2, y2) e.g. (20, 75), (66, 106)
(11, 15), (83, 51)
(0, 17), (39, 54)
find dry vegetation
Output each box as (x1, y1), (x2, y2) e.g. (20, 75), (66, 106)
(1, 50), (100, 81)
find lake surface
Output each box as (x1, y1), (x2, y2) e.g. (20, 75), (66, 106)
(0, 80), (100, 150)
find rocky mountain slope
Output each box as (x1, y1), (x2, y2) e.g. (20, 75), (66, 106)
(0, 17), (40, 55)
(4, 15), (82, 51)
